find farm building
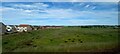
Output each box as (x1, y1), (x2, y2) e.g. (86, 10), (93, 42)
(0, 22), (6, 35)
(33, 26), (39, 30)
(39, 26), (45, 29)
(17, 24), (33, 32)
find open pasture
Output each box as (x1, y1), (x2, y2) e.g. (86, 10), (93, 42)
(2, 27), (119, 52)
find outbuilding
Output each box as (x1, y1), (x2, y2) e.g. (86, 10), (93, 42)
(0, 22), (6, 35)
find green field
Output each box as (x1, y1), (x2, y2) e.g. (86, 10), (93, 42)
(2, 27), (119, 52)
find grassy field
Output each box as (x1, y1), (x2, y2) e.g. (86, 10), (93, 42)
(2, 27), (119, 52)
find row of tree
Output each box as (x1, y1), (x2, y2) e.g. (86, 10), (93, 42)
(67, 25), (120, 29)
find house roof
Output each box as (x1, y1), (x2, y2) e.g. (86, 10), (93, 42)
(0, 22), (6, 26)
(0, 22), (5, 25)
(19, 24), (29, 27)
(19, 24), (33, 29)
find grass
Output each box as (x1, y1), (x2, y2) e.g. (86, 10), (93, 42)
(2, 27), (119, 52)
(0, 36), (2, 53)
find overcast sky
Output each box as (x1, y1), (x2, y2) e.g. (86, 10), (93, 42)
(1, 2), (118, 25)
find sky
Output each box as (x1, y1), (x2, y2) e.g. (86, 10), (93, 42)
(1, 0), (119, 2)
(0, 2), (119, 26)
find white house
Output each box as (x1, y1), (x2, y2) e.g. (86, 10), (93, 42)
(16, 24), (33, 32)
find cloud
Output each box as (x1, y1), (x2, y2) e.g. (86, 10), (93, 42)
(85, 5), (90, 8)
(1, 2), (118, 25)
(0, 7), (17, 11)
(24, 10), (32, 13)
(67, 19), (97, 25)
(0, 17), (1, 21)
(4, 2), (49, 10)
(34, 3), (49, 7)
(0, 8), (2, 12)
(39, 9), (80, 18)
(1, 2), (50, 18)
(2, 0), (119, 2)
